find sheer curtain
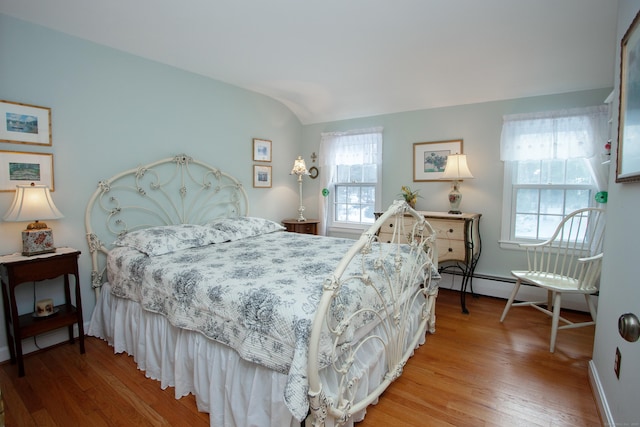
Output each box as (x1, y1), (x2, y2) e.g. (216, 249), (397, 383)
(318, 127), (383, 235)
(500, 105), (609, 190)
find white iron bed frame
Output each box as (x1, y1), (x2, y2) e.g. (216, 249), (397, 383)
(84, 154), (438, 426)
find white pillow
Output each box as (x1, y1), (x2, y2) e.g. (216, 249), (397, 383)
(205, 216), (285, 241)
(114, 224), (227, 256)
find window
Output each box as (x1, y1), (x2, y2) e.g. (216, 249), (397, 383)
(319, 128), (382, 233)
(500, 107), (607, 248)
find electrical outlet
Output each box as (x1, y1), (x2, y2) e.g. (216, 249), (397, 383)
(614, 347), (621, 379)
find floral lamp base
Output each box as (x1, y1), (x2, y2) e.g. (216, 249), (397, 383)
(448, 181), (463, 214)
(22, 228), (56, 256)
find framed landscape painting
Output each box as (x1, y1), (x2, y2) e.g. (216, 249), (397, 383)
(0, 151), (54, 191)
(413, 139), (462, 181)
(0, 100), (52, 146)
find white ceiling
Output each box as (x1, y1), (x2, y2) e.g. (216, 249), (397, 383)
(0, 0), (618, 124)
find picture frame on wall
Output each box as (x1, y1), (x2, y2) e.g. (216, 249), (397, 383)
(253, 165), (272, 188)
(616, 10), (640, 183)
(0, 150), (55, 191)
(0, 100), (52, 146)
(413, 139), (463, 181)
(253, 138), (272, 162)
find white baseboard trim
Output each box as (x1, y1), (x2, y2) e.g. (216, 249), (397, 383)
(588, 360), (614, 426)
(438, 273), (595, 313)
(0, 321), (89, 363)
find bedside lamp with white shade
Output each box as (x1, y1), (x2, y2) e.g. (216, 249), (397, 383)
(290, 156), (310, 221)
(3, 183), (64, 256)
(441, 154), (474, 214)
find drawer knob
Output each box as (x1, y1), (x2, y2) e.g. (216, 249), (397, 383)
(449, 228), (454, 233)
(448, 247), (453, 252)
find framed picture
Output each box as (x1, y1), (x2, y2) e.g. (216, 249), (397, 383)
(413, 139), (463, 181)
(0, 100), (52, 146)
(253, 165), (272, 188)
(0, 150), (55, 191)
(617, 10), (640, 183)
(253, 138), (272, 162)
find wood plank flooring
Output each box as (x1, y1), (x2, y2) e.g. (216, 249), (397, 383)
(0, 289), (601, 426)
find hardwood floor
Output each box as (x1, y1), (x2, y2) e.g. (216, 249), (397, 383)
(0, 289), (601, 426)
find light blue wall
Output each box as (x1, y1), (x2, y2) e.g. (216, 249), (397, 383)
(590, 2), (640, 424)
(301, 88), (612, 279)
(0, 14), (302, 356)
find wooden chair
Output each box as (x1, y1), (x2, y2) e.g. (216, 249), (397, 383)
(500, 207), (605, 352)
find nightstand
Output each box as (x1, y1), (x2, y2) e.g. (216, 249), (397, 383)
(377, 211), (481, 313)
(0, 247), (85, 376)
(281, 219), (320, 235)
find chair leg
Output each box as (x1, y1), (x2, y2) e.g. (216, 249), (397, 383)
(500, 279), (521, 322)
(585, 294), (597, 321)
(550, 292), (562, 353)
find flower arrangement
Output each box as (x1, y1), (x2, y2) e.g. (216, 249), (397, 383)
(400, 185), (421, 208)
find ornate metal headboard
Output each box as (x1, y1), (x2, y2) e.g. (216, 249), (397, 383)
(84, 154), (249, 299)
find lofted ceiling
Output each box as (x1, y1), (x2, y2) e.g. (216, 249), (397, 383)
(0, 0), (618, 124)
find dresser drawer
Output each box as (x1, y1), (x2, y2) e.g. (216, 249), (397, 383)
(430, 219), (465, 241)
(281, 219), (319, 235)
(436, 239), (466, 262)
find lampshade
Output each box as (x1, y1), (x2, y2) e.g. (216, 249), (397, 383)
(440, 154), (474, 215)
(441, 154), (474, 180)
(290, 156), (309, 176)
(3, 183), (63, 256)
(3, 184), (63, 223)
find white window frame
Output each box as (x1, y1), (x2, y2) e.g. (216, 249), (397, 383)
(499, 159), (596, 250)
(498, 106), (607, 250)
(319, 128), (383, 235)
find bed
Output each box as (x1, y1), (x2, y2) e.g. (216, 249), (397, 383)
(85, 154), (439, 427)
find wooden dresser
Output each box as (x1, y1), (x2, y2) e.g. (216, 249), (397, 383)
(281, 219), (320, 235)
(377, 211), (481, 313)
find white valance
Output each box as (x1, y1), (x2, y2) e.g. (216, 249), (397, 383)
(320, 127), (383, 166)
(500, 106), (608, 161)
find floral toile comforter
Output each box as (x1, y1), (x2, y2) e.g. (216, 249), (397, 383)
(107, 229), (431, 420)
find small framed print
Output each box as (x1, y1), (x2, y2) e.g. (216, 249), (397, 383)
(253, 165), (272, 188)
(0, 150), (55, 191)
(413, 139), (463, 181)
(253, 138), (272, 162)
(0, 100), (52, 146)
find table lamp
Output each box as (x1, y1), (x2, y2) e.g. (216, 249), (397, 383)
(3, 183), (64, 256)
(290, 156), (310, 221)
(441, 154), (474, 214)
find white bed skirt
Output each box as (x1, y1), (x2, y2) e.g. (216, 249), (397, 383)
(88, 284), (427, 427)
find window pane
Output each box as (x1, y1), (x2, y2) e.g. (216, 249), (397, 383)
(515, 189), (539, 213)
(335, 203), (348, 222)
(538, 214), (562, 239)
(514, 214), (538, 239)
(362, 164), (377, 182)
(335, 185), (347, 203)
(566, 158), (592, 184)
(362, 186), (375, 203)
(347, 186), (360, 203)
(539, 189), (564, 214)
(515, 160), (541, 184)
(336, 165), (350, 182)
(350, 164), (363, 183)
(565, 189), (591, 213)
(540, 159), (564, 184)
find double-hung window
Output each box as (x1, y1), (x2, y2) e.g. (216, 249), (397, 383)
(499, 106), (608, 248)
(319, 127), (383, 234)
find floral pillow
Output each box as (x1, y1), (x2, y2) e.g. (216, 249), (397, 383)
(205, 216), (285, 241)
(114, 224), (228, 256)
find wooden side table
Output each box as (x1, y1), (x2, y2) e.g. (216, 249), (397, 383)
(0, 247), (85, 376)
(281, 219), (320, 235)
(421, 212), (481, 314)
(376, 211), (481, 313)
